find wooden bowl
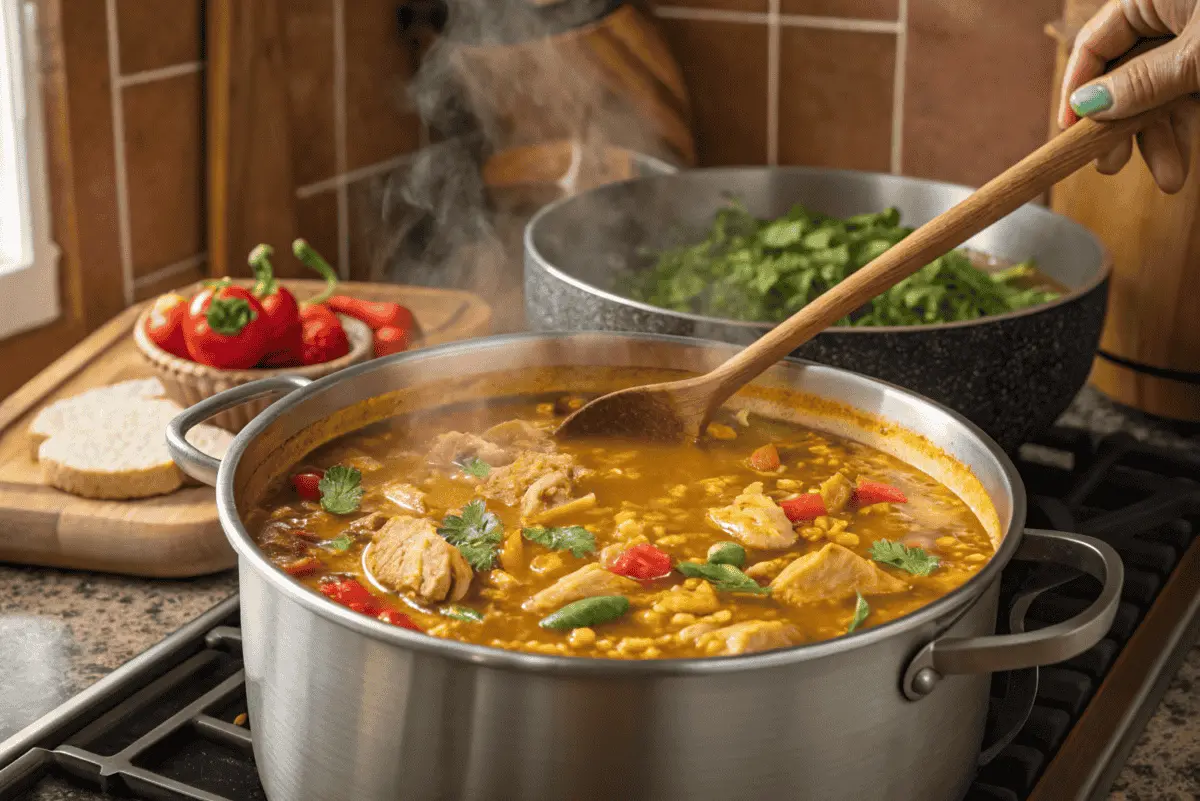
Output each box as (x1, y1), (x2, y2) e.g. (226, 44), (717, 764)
(133, 311), (373, 432)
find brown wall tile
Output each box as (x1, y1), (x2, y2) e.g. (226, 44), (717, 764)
(116, 0), (202, 73)
(344, 0), (422, 171)
(658, 19), (768, 166)
(903, 0), (1060, 186)
(282, 0), (337, 187)
(294, 190), (341, 279)
(123, 73), (206, 277)
(779, 0), (898, 19)
(777, 28), (895, 171)
(655, 0), (768, 11)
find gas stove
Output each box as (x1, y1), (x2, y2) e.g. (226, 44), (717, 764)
(1, 427), (1198, 801)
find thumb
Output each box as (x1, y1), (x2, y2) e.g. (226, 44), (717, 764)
(1070, 36), (1198, 120)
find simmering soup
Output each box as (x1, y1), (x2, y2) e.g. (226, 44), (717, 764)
(248, 397), (995, 659)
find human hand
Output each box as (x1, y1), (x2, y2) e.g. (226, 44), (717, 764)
(1057, 0), (1200, 193)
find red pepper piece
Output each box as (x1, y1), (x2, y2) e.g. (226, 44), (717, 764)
(378, 609), (422, 631)
(747, 443), (781, 471)
(144, 292), (190, 359)
(780, 493), (826, 523)
(853, 480), (908, 506)
(609, 543), (673, 580)
(291, 470), (324, 501)
(281, 555), (323, 576)
(318, 576), (384, 616)
(248, 244), (304, 367)
(328, 295), (414, 332)
(373, 325), (409, 358)
(183, 282), (270, 369)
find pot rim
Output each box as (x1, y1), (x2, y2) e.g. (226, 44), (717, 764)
(523, 165), (1114, 335)
(217, 331), (1028, 677)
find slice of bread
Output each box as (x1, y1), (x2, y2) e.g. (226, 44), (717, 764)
(31, 381), (233, 500)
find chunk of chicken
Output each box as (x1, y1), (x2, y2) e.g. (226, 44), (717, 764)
(381, 481), (426, 514)
(366, 516), (473, 603)
(482, 420), (555, 453)
(819, 472), (854, 515)
(652, 581), (721, 615)
(743, 556), (793, 583)
(481, 451), (578, 506)
(598, 535), (649, 568)
(694, 620), (800, 655)
(707, 482), (797, 549)
(521, 470), (571, 518)
(426, 432), (514, 469)
(522, 563), (639, 613)
(770, 543), (907, 606)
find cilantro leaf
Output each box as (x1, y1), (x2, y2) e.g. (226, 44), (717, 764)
(675, 561), (770, 595)
(522, 525), (596, 558)
(318, 465), (363, 515)
(869, 539), (940, 576)
(437, 500), (503, 571)
(847, 592), (869, 633)
(324, 534), (353, 552)
(456, 456), (491, 478)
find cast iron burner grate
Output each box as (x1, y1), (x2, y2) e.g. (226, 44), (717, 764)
(2, 428), (1199, 801)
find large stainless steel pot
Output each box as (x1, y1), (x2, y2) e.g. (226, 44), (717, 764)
(167, 333), (1122, 801)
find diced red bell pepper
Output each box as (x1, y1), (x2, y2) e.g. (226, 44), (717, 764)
(747, 443), (781, 471)
(318, 576), (382, 614)
(378, 609), (422, 631)
(291, 470), (324, 501)
(780, 493), (826, 523)
(854, 480), (908, 506)
(608, 543), (673, 580)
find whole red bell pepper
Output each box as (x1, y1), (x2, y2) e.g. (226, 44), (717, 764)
(143, 292), (190, 359)
(373, 324), (409, 357)
(183, 281), (270, 369)
(327, 295), (414, 332)
(249, 244), (304, 367)
(293, 239), (350, 365)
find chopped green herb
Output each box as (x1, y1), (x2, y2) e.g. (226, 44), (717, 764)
(440, 605), (484, 623)
(622, 200), (1059, 327)
(539, 596), (630, 630)
(318, 465), (363, 515)
(869, 539), (940, 576)
(675, 561), (770, 595)
(706, 541), (746, 567)
(437, 500), (504, 571)
(324, 534), (353, 553)
(522, 525), (596, 558)
(847, 592), (869, 633)
(456, 456), (491, 478)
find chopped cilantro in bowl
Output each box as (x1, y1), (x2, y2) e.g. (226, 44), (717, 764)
(620, 200), (1061, 327)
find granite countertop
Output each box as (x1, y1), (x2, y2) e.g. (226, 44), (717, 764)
(0, 387), (1197, 800)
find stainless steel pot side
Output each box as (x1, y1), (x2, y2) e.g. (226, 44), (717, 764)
(523, 167), (1112, 452)
(167, 333), (1122, 801)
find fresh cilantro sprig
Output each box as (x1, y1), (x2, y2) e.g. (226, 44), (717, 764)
(437, 500), (503, 571)
(869, 539), (940, 576)
(675, 561), (770, 595)
(456, 456), (491, 478)
(318, 465), (363, 515)
(847, 592), (869, 633)
(522, 525), (596, 558)
(324, 534), (353, 553)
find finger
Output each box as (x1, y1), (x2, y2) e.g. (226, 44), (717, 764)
(1095, 136), (1134, 174)
(1058, 0), (1148, 128)
(1069, 35), (1196, 120)
(1137, 117), (1186, 192)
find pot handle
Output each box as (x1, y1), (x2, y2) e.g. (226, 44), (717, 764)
(901, 529), (1123, 701)
(166, 375), (313, 487)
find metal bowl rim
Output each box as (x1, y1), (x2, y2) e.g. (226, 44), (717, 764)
(523, 165), (1114, 334)
(218, 331), (1027, 677)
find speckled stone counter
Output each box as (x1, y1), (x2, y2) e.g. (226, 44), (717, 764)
(0, 387), (1197, 800)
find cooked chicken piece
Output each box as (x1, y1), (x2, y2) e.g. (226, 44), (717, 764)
(598, 535), (649, 568)
(347, 512), (390, 534)
(527, 493), (597, 525)
(743, 556), (793, 583)
(366, 516), (472, 603)
(522, 563), (639, 613)
(770, 543), (907, 606)
(480, 451), (578, 506)
(520, 471), (572, 518)
(707, 482), (797, 549)
(426, 432), (514, 469)
(652, 581), (721, 615)
(694, 621), (800, 655)
(677, 621), (721, 643)
(381, 481), (426, 514)
(482, 420), (555, 453)
(819, 472), (855, 515)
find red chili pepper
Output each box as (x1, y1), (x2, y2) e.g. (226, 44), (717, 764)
(373, 325), (409, 358)
(282, 555), (323, 577)
(747, 443), (781, 471)
(249, 244), (304, 368)
(318, 576), (384, 616)
(292, 239), (351, 365)
(143, 292), (190, 359)
(608, 543), (673, 580)
(378, 609), (423, 631)
(291, 470), (324, 501)
(183, 281), (270, 369)
(780, 494), (826, 523)
(328, 295), (414, 332)
(853, 480), (908, 506)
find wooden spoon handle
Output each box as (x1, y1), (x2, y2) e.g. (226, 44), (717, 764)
(700, 108), (1164, 403)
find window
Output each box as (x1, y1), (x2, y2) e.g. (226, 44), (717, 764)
(0, 0), (58, 339)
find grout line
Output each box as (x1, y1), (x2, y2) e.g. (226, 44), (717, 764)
(294, 152), (414, 199)
(104, 0), (134, 306)
(332, 0), (350, 280)
(654, 7), (766, 24)
(655, 6), (902, 33)
(890, 0), (908, 174)
(132, 253), (208, 290)
(118, 61), (204, 88)
(767, 0), (780, 165)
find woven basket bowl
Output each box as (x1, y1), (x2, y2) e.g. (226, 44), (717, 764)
(133, 310), (373, 432)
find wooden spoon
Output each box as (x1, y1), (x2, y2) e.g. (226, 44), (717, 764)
(556, 109), (1165, 442)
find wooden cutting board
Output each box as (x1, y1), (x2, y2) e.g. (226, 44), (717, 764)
(0, 281), (492, 578)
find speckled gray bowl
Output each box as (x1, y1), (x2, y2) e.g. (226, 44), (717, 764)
(524, 167), (1110, 453)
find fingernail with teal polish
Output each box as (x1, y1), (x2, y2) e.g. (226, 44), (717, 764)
(1070, 84), (1113, 117)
